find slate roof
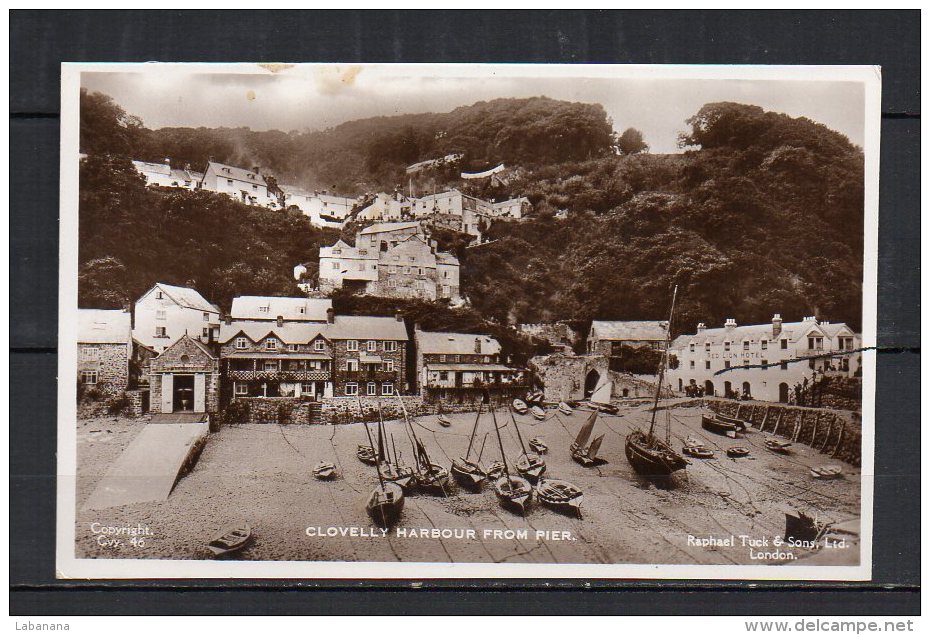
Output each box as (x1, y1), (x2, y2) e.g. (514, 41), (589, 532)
(78, 309), (132, 344)
(669, 319), (856, 350)
(207, 161), (266, 186)
(169, 168), (203, 183)
(148, 283), (220, 314)
(219, 315), (408, 344)
(132, 160), (171, 176)
(416, 331), (502, 356)
(358, 221), (421, 235)
(327, 315), (408, 341)
(230, 296), (332, 321)
(590, 320), (668, 342)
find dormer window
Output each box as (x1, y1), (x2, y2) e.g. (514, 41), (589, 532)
(266, 338), (278, 351)
(235, 337), (248, 350)
(314, 339), (325, 352)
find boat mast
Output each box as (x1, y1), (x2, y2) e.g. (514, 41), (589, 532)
(489, 403), (512, 483)
(511, 410), (528, 458)
(648, 284), (678, 439)
(464, 402), (482, 460)
(396, 395), (421, 472)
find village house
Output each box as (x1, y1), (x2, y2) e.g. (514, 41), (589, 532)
(355, 192), (412, 222)
(131, 160), (203, 190)
(218, 308), (410, 401)
(278, 185), (358, 227)
(149, 334), (220, 415)
(414, 329), (526, 402)
(410, 189), (490, 241)
(587, 320), (668, 355)
(490, 196), (531, 219)
(666, 314), (861, 403)
(200, 161), (279, 208)
(318, 222), (460, 301)
(78, 309), (133, 395)
(133, 283), (222, 353)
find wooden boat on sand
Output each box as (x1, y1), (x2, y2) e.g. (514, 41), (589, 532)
(494, 475), (533, 515)
(528, 437), (548, 454)
(530, 405), (546, 421)
(356, 445), (377, 465)
(764, 438), (793, 454)
(312, 461), (337, 480)
(451, 407), (487, 491)
(726, 446), (750, 458)
(570, 410), (607, 467)
(701, 414), (741, 438)
(536, 479), (583, 518)
(682, 445), (714, 459)
(366, 482), (404, 527)
(558, 402), (574, 416)
(810, 465), (843, 480)
(208, 524), (252, 557)
(512, 399), (528, 415)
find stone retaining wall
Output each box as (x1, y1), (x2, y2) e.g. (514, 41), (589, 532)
(227, 397), (318, 425)
(706, 399), (861, 467)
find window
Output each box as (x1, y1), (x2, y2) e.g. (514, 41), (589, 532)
(235, 382), (248, 396)
(258, 306), (269, 313)
(298, 307), (305, 314)
(483, 356), (490, 364)
(743, 341), (749, 351)
(357, 262), (365, 271)
(383, 360), (394, 372)
(80, 370), (98, 385)
(155, 326), (167, 338)
(155, 291), (163, 299)
(346, 360), (358, 371)
(367, 382), (377, 396)
(288, 343), (299, 352)
(705, 342), (711, 352)
(81, 346), (98, 361)
(761, 339), (768, 350)
(389, 265), (397, 274)
(332, 261), (340, 270)
(724, 341), (730, 352)
(705, 360), (711, 370)
(227, 179), (234, 185)
(761, 359), (768, 370)
(264, 361), (278, 371)
(314, 339), (325, 351)
(347, 340), (358, 352)
(808, 336), (824, 350)
(724, 361), (731, 369)
(403, 266), (410, 274)
(265, 338), (277, 351)
(252, 184), (258, 190)
(235, 337), (248, 350)
(439, 371), (449, 381)
(202, 328), (210, 338)
(156, 310), (166, 320)
(780, 361), (788, 371)
(781, 339), (788, 350)
(203, 312), (210, 321)
(689, 343), (695, 352)
(689, 360), (695, 369)
(345, 382), (358, 396)
(438, 354), (446, 363)
(301, 382), (314, 394)
(451, 355), (460, 363)
(839, 336), (854, 350)
(381, 383), (394, 396)
(367, 340), (377, 352)
(385, 341), (397, 352)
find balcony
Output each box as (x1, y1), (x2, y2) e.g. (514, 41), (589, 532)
(341, 370), (398, 382)
(228, 369), (331, 382)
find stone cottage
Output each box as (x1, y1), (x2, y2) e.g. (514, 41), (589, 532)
(78, 309), (133, 396)
(149, 334), (220, 415)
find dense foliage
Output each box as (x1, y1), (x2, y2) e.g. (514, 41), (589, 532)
(79, 91), (864, 337)
(78, 154), (339, 311)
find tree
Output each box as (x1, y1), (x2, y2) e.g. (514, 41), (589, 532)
(80, 89), (149, 158)
(615, 127), (649, 155)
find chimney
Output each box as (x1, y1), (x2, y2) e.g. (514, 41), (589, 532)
(724, 318), (737, 330)
(276, 315), (284, 328)
(697, 322), (706, 333)
(326, 308), (335, 324)
(224, 315), (231, 325)
(475, 337), (482, 354)
(395, 311), (404, 322)
(252, 166), (260, 174)
(772, 313), (783, 338)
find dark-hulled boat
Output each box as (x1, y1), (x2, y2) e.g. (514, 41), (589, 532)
(682, 445), (714, 459)
(715, 411), (749, 430)
(624, 286), (688, 478)
(395, 396), (451, 496)
(525, 390), (545, 406)
(366, 482), (404, 527)
(536, 479), (583, 518)
(208, 523), (252, 557)
(784, 509), (830, 542)
(510, 411), (546, 482)
(701, 414), (741, 438)
(571, 410), (607, 467)
(313, 461), (337, 480)
(450, 406), (487, 491)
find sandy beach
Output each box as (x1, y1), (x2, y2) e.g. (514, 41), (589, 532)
(75, 404), (861, 566)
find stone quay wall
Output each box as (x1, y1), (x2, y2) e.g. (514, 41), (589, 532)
(705, 399), (861, 467)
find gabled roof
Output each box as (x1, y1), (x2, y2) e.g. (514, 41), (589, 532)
(591, 320), (667, 342)
(230, 296), (332, 321)
(140, 283), (220, 313)
(328, 315), (408, 341)
(170, 168), (203, 183)
(358, 221), (421, 235)
(131, 160), (170, 176)
(435, 251), (459, 265)
(78, 309), (132, 344)
(670, 318), (856, 350)
(492, 196), (530, 209)
(219, 320), (331, 345)
(206, 161), (266, 186)
(417, 331), (501, 356)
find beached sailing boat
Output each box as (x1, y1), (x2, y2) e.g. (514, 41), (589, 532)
(363, 402), (404, 527)
(396, 396), (450, 495)
(511, 410), (546, 483)
(625, 286), (688, 477)
(374, 401), (414, 491)
(570, 409), (607, 467)
(451, 404), (488, 490)
(489, 404), (532, 514)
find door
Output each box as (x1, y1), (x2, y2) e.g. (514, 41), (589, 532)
(194, 373), (206, 413)
(779, 382), (790, 403)
(704, 380), (714, 396)
(161, 374), (173, 413)
(173, 375), (195, 411)
(584, 370), (600, 397)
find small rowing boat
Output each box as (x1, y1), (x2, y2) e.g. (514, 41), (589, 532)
(356, 445), (378, 465)
(764, 438), (793, 454)
(810, 465), (843, 480)
(536, 479), (583, 518)
(682, 445), (714, 459)
(515, 453), (546, 483)
(366, 482), (404, 527)
(701, 414), (741, 438)
(512, 399), (528, 415)
(494, 475), (532, 515)
(528, 437), (548, 454)
(312, 461), (337, 480)
(207, 524), (252, 557)
(558, 402), (573, 416)
(530, 405), (546, 420)
(726, 446), (750, 458)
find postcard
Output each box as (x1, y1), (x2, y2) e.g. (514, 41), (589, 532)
(57, 62), (879, 580)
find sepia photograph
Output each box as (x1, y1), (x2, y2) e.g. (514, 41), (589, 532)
(57, 63), (879, 579)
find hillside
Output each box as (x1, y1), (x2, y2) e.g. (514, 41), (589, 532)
(78, 93), (864, 334)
